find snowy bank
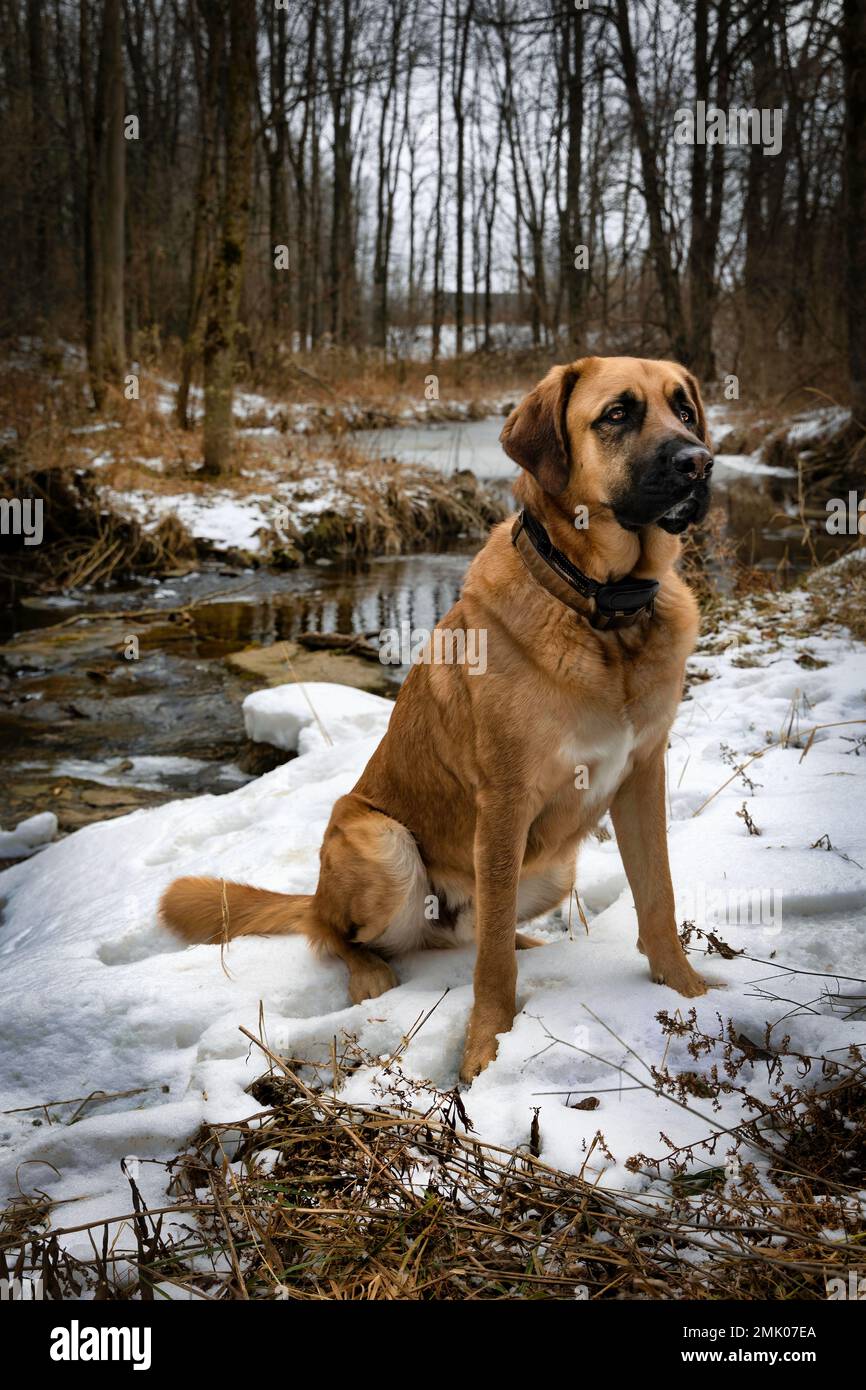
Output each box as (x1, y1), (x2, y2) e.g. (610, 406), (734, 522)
(1, 579), (865, 1261)
(97, 455), (504, 564)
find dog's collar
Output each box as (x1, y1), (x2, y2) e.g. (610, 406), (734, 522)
(511, 508), (659, 631)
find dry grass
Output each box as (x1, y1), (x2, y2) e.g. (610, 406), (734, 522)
(0, 466), (198, 590)
(801, 549), (866, 642)
(3, 1020), (863, 1302)
(0, 354), (506, 590)
(678, 502), (745, 613)
(279, 444), (505, 563)
(197, 339), (545, 419)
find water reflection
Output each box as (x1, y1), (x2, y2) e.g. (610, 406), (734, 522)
(178, 549), (477, 659)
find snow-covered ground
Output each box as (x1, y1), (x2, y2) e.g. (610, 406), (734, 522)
(99, 484), (280, 554)
(2, 576), (865, 1261)
(96, 462), (461, 557)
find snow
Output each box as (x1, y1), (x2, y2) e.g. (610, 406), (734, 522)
(0, 812), (58, 860)
(100, 487), (275, 553)
(712, 450), (796, 480)
(243, 683), (394, 755)
(98, 451), (470, 554)
(787, 405), (851, 444)
(1, 583), (865, 1259)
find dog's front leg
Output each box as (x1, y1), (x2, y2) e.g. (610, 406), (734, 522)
(460, 794), (528, 1082)
(610, 745), (708, 997)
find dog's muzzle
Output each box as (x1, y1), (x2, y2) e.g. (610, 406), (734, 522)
(614, 439), (714, 534)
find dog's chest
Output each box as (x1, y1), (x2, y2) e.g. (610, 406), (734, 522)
(537, 637), (681, 820)
(555, 718), (636, 810)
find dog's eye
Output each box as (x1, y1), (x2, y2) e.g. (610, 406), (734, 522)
(679, 407), (695, 424)
(604, 406), (626, 423)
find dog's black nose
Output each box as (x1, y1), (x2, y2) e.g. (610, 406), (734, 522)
(671, 445), (713, 480)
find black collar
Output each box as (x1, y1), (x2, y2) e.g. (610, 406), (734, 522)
(511, 508), (660, 631)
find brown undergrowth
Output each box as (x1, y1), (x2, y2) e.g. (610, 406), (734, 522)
(0, 356), (506, 591)
(2, 1015), (863, 1301)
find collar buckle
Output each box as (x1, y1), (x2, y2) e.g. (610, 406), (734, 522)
(512, 508), (659, 630)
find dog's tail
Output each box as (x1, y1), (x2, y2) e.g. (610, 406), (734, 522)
(159, 876), (315, 946)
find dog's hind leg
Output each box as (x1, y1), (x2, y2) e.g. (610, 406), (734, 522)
(312, 793), (429, 998)
(325, 934), (399, 1005)
(160, 793), (428, 1006)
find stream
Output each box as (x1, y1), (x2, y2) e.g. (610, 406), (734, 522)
(0, 414), (839, 846)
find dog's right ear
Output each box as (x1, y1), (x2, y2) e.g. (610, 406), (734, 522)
(500, 363), (581, 495)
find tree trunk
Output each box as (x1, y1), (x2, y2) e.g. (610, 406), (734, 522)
(452, 1), (474, 358)
(561, 0), (584, 352)
(266, 7), (289, 336)
(372, 1), (407, 353)
(686, 0), (713, 378)
(614, 0), (688, 362)
(843, 0), (866, 424)
(79, 0), (104, 408)
(431, 4), (446, 363)
(99, 0), (125, 380)
(322, 0), (359, 346)
(741, 0), (787, 394)
(27, 0), (49, 312)
(178, 0), (223, 430)
(202, 0), (254, 476)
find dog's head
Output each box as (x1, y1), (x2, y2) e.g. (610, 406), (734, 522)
(501, 356), (712, 534)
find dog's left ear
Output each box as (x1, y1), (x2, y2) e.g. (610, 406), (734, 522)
(683, 370), (709, 445)
(500, 363), (580, 495)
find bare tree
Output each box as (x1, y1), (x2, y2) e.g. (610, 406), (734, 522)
(613, 0), (688, 362)
(843, 0), (866, 425)
(372, 0), (412, 352)
(99, 0), (125, 379)
(321, 0), (362, 345)
(431, 2), (446, 363)
(177, 0), (223, 430)
(556, 0), (584, 352)
(452, 0), (475, 356)
(79, 0), (125, 405)
(201, 0), (254, 475)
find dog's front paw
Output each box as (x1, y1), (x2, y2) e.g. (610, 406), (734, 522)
(459, 1032), (500, 1083)
(649, 953), (708, 998)
(459, 1007), (513, 1082)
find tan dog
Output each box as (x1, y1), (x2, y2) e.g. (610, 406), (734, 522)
(161, 356), (715, 1081)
